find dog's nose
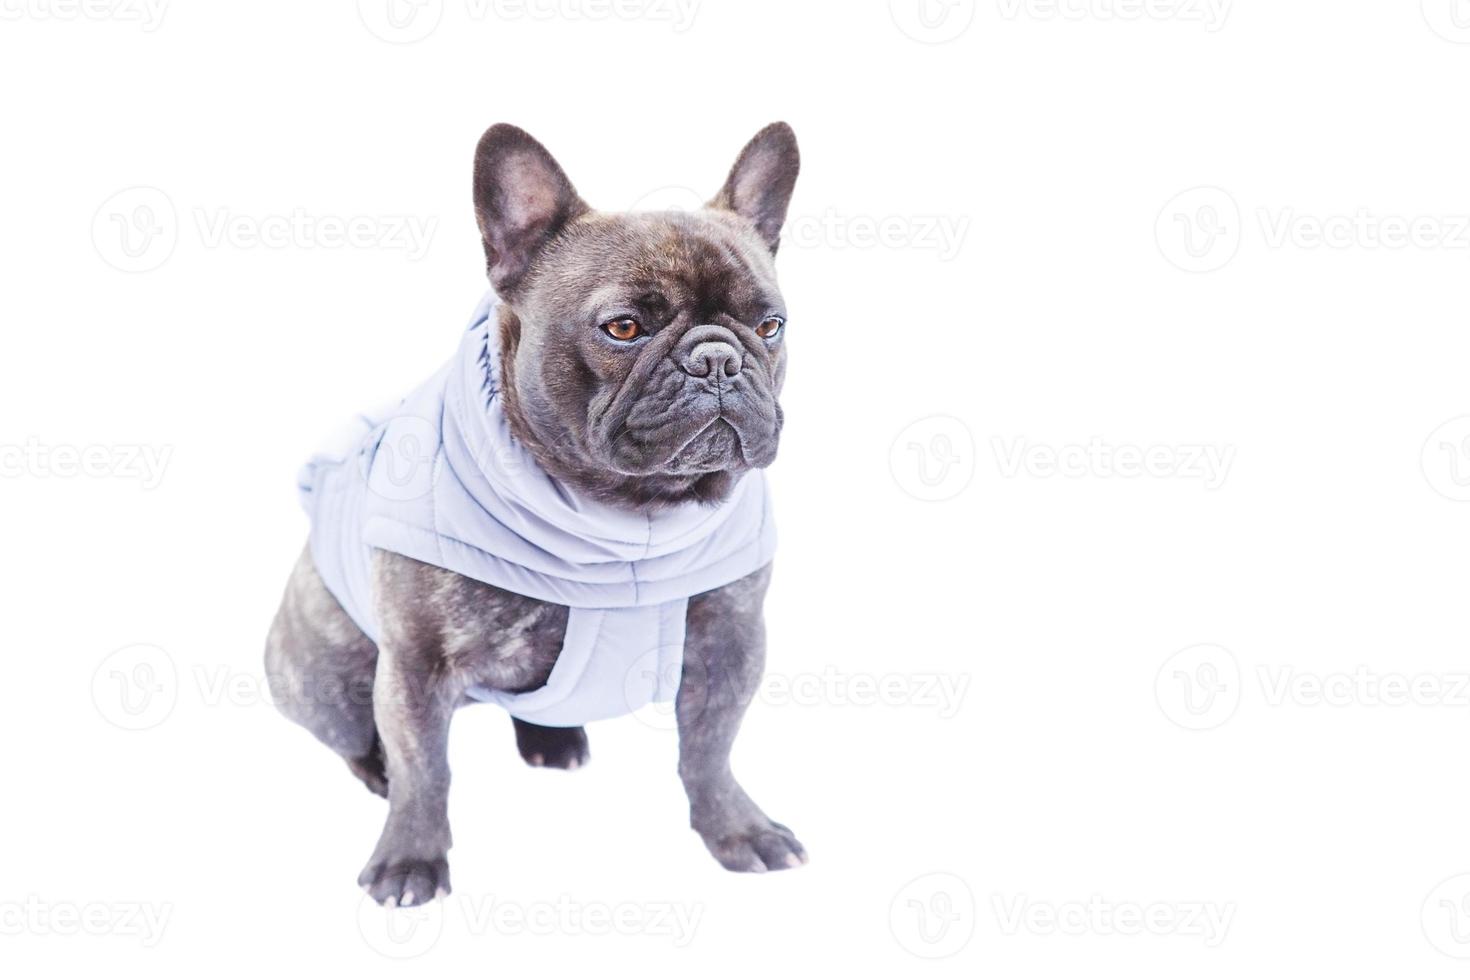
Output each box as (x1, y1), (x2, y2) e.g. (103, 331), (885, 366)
(685, 341), (743, 379)
(677, 326), (744, 379)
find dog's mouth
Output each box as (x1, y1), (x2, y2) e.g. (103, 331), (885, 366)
(591, 352), (783, 480)
(663, 417), (746, 474)
(604, 401), (779, 478)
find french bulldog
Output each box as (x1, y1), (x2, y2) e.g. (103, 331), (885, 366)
(264, 122), (804, 907)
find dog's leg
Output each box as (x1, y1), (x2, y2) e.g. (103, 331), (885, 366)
(356, 630), (459, 906)
(356, 556), (463, 907)
(512, 718), (590, 769)
(264, 545), (385, 796)
(677, 564), (806, 872)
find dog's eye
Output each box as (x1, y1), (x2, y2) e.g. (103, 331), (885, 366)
(602, 317), (642, 342)
(756, 316), (784, 340)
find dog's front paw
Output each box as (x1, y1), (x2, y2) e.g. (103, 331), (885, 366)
(696, 817), (808, 873)
(357, 853), (450, 907)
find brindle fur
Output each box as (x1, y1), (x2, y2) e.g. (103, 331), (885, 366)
(265, 122), (804, 906)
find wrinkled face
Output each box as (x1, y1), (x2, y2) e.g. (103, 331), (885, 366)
(512, 210), (787, 484)
(471, 122), (800, 505)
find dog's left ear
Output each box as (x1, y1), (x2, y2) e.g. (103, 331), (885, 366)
(708, 122), (800, 254)
(473, 123), (589, 297)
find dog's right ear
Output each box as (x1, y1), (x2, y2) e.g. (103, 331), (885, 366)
(473, 124), (588, 298)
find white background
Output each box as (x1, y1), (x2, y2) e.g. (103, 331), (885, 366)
(5, 0), (1470, 975)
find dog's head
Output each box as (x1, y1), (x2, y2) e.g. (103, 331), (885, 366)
(472, 122), (799, 508)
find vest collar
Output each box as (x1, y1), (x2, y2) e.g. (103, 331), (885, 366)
(440, 292), (752, 564)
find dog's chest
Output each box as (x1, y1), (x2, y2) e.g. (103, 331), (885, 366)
(373, 550), (569, 695)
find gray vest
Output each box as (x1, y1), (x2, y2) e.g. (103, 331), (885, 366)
(298, 292), (777, 726)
